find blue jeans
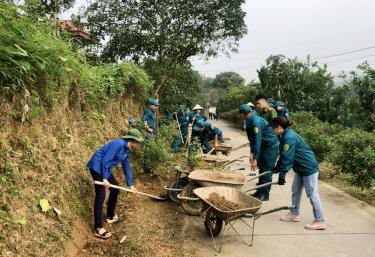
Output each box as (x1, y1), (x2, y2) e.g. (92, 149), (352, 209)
(291, 172), (325, 221)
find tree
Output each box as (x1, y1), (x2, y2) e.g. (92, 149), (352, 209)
(218, 82), (260, 112)
(83, 0), (247, 62)
(211, 71), (245, 90)
(257, 55), (334, 117)
(24, 0), (75, 19)
(343, 63), (375, 131)
(143, 59), (201, 110)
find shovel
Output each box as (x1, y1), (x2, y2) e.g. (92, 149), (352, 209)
(94, 181), (168, 201)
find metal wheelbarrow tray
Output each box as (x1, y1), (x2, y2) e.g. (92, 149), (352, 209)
(193, 186), (291, 252)
(188, 169), (246, 188)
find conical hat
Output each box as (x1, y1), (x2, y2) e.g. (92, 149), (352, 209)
(192, 104), (204, 111)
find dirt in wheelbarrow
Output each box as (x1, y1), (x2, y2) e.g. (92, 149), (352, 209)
(207, 192), (249, 211)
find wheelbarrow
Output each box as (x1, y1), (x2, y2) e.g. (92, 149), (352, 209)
(164, 166), (246, 204)
(194, 186), (292, 252)
(177, 169), (277, 216)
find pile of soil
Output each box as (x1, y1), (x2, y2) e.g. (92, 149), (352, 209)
(206, 192), (247, 211)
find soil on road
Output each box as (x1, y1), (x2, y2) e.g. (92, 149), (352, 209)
(183, 119), (375, 257)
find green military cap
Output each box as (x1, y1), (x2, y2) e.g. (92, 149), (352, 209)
(239, 104), (252, 114)
(122, 129), (144, 143)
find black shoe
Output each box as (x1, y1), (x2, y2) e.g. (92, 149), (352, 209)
(255, 195), (269, 201)
(250, 191), (260, 197)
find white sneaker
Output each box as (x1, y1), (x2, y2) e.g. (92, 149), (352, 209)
(106, 214), (119, 224)
(280, 212), (300, 222)
(304, 220), (327, 230)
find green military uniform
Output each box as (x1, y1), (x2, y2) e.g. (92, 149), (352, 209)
(257, 106), (277, 124)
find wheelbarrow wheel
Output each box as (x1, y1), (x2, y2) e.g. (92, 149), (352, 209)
(180, 183), (202, 216)
(204, 211), (223, 237)
(167, 178), (188, 204)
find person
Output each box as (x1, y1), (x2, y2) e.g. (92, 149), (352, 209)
(128, 118), (137, 129)
(255, 95), (277, 124)
(272, 117), (326, 230)
(242, 102), (255, 130)
(142, 98), (159, 137)
(86, 129), (144, 239)
(267, 97), (275, 108)
(171, 105), (189, 152)
(188, 104), (207, 126)
(239, 104), (279, 201)
(208, 106), (214, 120)
(192, 120), (224, 154)
(274, 101), (291, 121)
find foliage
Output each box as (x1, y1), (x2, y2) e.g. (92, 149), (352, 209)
(0, 2), (152, 111)
(0, 3), (81, 101)
(218, 82), (260, 113)
(83, 0), (247, 62)
(292, 112), (339, 163)
(142, 124), (177, 173)
(293, 112), (374, 189)
(24, 0), (75, 18)
(142, 58), (200, 110)
(257, 55), (334, 117)
(212, 71), (245, 90)
(333, 129), (375, 189)
(186, 137), (202, 168)
(325, 63), (375, 131)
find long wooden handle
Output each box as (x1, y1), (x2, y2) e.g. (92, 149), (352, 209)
(174, 113), (185, 144)
(94, 181), (165, 200)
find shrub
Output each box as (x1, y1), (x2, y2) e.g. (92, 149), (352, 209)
(333, 129), (375, 189)
(142, 124), (177, 173)
(292, 112), (339, 162)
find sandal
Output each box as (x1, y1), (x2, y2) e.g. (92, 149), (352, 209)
(94, 228), (112, 239)
(106, 214), (119, 224)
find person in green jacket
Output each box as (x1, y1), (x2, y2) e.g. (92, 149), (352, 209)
(272, 116), (326, 230)
(239, 104), (279, 201)
(255, 95), (277, 124)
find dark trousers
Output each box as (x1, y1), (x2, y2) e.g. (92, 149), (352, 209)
(90, 169), (119, 229)
(256, 145), (279, 197)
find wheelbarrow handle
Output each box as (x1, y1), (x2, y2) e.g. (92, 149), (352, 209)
(255, 206), (294, 219)
(246, 170), (272, 182)
(243, 181), (279, 193)
(176, 194), (201, 201)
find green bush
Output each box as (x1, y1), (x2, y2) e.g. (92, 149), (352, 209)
(142, 124), (177, 173)
(333, 129), (375, 189)
(220, 109), (242, 126)
(292, 112), (339, 162)
(0, 2), (152, 110)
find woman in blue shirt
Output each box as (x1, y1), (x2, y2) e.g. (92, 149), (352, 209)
(86, 129), (144, 238)
(272, 117), (326, 230)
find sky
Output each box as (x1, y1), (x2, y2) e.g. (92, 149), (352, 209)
(62, 0), (375, 81)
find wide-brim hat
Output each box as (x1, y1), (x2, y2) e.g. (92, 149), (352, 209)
(192, 104), (204, 111)
(122, 129), (144, 143)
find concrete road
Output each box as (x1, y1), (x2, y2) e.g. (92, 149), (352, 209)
(182, 119), (375, 257)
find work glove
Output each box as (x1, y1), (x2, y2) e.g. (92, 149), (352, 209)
(278, 177), (286, 185)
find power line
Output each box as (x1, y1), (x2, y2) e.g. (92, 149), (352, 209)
(312, 45), (375, 60)
(195, 44), (375, 73)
